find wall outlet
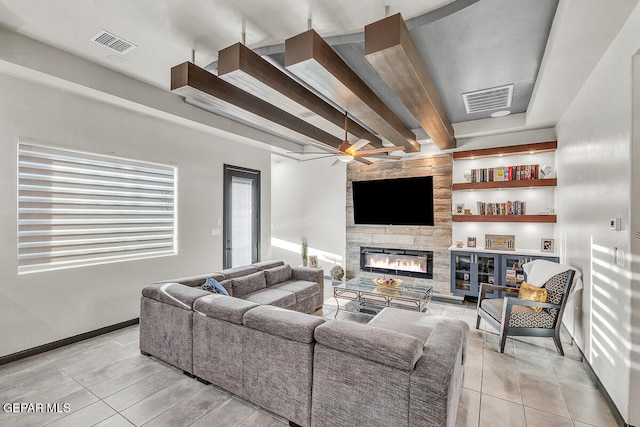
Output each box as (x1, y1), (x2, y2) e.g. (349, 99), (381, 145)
(210, 228), (221, 236)
(616, 248), (625, 266)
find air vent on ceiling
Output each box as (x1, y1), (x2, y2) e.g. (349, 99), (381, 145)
(462, 84), (513, 114)
(91, 30), (136, 54)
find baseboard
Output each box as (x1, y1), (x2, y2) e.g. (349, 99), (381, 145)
(568, 335), (630, 427)
(0, 318), (139, 366)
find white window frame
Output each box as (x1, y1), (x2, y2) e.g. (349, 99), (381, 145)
(17, 139), (177, 274)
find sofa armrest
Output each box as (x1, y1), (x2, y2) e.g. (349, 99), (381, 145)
(314, 321), (423, 370)
(141, 283), (210, 310)
(243, 305), (325, 343)
(291, 266), (323, 284)
(409, 323), (467, 427)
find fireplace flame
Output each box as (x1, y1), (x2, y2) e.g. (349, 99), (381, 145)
(365, 256), (426, 273)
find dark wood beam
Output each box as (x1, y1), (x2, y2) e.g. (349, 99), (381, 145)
(171, 62), (343, 149)
(285, 29), (421, 153)
(218, 43), (382, 148)
(365, 13), (456, 150)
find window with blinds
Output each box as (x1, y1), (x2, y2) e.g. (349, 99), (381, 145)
(18, 141), (177, 274)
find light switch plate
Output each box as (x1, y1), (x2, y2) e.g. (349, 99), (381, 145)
(610, 218), (621, 231)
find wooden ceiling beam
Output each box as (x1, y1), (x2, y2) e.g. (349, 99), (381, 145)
(171, 61), (343, 149)
(217, 43), (382, 148)
(285, 29), (421, 153)
(365, 13), (456, 150)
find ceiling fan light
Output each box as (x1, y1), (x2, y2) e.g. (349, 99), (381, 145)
(337, 155), (353, 163)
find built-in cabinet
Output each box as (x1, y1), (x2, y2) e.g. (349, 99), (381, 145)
(450, 249), (559, 297)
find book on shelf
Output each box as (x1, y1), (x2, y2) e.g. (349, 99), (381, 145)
(468, 164), (539, 183)
(475, 200), (527, 215)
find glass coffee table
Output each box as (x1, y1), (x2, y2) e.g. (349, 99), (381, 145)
(333, 277), (432, 317)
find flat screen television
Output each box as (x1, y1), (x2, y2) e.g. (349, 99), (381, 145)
(352, 176), (434, 226)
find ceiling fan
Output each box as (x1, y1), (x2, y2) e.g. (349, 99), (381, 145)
(289, 113), (405, 165)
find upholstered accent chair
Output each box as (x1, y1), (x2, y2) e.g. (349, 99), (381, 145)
(476, 269), (575, 355)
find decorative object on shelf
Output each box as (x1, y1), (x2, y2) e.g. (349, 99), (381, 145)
(467, 237), (477, 248)
(455, 241), (464, 248)
(541, 238), (555, 252)
(485, 234), (516, 251)
(372, 277), (403, 288)
(464, 209), (471, 215)
(463, 170), (472, 182)
(308, 255), (318, 268)
(540, 165), (555, 179)
(329, 265), (345, 281)
(301, 237), (308, 266)
(505, 269), (517, 283)
(455, 203), (464, 214)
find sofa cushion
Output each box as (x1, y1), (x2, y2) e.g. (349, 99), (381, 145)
(264, 265), (292, 286)
(252, 260), (285, 270)
(142, 283), (209, 310)
(202, 277), (230, 296)
(243, 305), (325, 343)
(270, 279), (319, 301)
(193, 294), (259, 325)
(314, 321), (423, 371)
(242, 288), (296, 308)
(231, 271), (266, 297)
(219, 265), (259, 279)
(219, 279), (233, 297)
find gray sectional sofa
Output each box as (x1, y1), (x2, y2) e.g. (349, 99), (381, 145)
(139, 260), (469, 427)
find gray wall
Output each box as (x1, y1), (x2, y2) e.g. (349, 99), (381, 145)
(0, 74), (272, 357)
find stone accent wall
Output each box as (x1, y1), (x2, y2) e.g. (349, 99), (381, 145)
(346, 154), (452, 293)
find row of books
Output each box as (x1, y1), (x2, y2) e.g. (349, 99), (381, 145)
(477, 201), (527, 215)
(469, 165), (540, 182)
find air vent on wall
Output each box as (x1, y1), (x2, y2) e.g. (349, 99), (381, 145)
(462, 84), (513, 114)
(635, 231), (640, 239)
(91, 30), (136, 54)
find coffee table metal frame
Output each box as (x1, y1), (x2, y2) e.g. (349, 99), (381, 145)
(333, 277), (432, 317)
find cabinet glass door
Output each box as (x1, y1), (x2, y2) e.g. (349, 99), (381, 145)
(453, 254), (473, 293)
(502, 255), (528, 286)
(476, 255), (496, 286)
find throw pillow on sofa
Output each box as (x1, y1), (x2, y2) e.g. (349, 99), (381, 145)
(202, 277), (229, 296)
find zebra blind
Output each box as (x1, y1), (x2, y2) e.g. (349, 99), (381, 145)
(18, 141), (176, 274)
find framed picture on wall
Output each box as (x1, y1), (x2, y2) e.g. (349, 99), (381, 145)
(541, 238), (555, 253)
(467, 237), (476, 248)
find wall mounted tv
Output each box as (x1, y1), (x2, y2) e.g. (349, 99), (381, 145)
(352, 176), (435, 226)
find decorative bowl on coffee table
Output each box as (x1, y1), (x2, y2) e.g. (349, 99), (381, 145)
(372, 277), (402, 288)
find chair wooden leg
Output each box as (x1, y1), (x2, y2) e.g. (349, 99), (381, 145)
(499, 331), (508, 353)
(553, 330), (565, 356)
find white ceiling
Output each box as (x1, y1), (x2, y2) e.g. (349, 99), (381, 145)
(0, 0), (636, 144)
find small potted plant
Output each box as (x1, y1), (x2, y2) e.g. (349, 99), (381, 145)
(301, 237), (308, 266)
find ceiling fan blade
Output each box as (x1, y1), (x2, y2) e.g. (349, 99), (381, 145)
(355, 157), (374, 165)
(352, 146), (405, 157)
(297, 154), (338, 162)
(345, 138), (371, 155)
(287, 151), (338, 155)
(330, 158), (342, 167)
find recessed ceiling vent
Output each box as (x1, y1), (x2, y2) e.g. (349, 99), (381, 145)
(91, 30), (137, 54)
(462, 84), (513, 114)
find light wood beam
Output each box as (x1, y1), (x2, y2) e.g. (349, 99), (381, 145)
(365, 13), (456, 150)
(285, 29), (421, 153)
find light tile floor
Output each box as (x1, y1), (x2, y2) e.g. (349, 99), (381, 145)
(0, 283), (619, 427)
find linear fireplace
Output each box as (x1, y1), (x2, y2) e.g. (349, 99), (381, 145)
(360, 247), (433, 279)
